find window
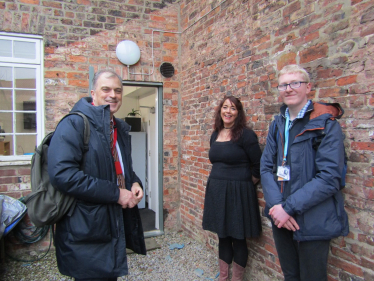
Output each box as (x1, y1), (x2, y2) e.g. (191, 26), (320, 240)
(0, 33), (43, 160)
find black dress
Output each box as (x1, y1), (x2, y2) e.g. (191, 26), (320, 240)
(202, 128), (262, 239)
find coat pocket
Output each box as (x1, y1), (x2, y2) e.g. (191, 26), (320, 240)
(68, 201), (111, 243)
(300, 197), (342, 239)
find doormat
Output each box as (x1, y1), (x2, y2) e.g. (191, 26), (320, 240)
(126, 238), (161, 254)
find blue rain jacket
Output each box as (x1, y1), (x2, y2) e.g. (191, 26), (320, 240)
(260, 102), (349, 241)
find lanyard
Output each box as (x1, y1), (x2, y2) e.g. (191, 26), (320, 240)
(283, 115), (290, 165)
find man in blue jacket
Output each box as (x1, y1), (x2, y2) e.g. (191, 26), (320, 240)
(48, 69), (146, 280)
(260, 65), (349, 281)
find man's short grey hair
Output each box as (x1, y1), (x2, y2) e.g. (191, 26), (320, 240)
(278, 64), (310, 83)
(92, 69), (123, 91)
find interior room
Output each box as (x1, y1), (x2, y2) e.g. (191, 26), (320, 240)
(118, 86), (158, 233)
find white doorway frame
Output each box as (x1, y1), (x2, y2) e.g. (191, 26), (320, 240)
(122, 81), (164, 238)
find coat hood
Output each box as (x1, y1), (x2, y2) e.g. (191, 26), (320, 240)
(280, 100), (344, 121)
(310, 102), (344, 120)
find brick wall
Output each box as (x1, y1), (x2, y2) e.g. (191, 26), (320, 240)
(179, 0), (374, 280)
(0, 0), (181, 254)
(1, 0), (374, 279)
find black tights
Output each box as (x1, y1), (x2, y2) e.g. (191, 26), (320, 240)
(219, 236), (248, 268)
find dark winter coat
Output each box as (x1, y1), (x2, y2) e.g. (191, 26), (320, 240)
(48, 97), (146, 279)
(260, 101), (349, 241)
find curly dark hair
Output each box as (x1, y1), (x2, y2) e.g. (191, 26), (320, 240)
(213, 95), (249, 142)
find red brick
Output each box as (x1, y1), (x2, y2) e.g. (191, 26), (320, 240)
(277, 53), (297, 70)
(68, 56), (87, 63)
(300, 21), (328, 36)
(19, 0), (39, 4)
(68, 80), (89, 87)
(351, 0), (363, 5)
(283, 1), (301, 17)
(318, 87), (343, 98)
(65, 11), (74, 18)
(0, 170), (17, 177)
(329, 257), (363, 277)
(351, 142), (374, 151)
(253, 35), (270, 47)
(337, 75), (357, 86)
(18, 169), (31, 176)
(163, 43), (178, 50)
(331, 246), (360, 263)
(293, 31), (319, 46)
(151, 15), (166, 22)
(237, 81), (246, 88)
(300, 43), (328, 63)
(67, 72), (87, 79)
(43, 1), (62, 8)
(164, 81), (179, 88)
(77, 0), (90, 5)
(317, 68), (343, 79)
(316, 79), (335, 88)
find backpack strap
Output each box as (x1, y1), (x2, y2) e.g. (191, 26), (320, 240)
(57, 112), (90, 217)
(57, 112), (90, 154)
(67, 112), (90, 154)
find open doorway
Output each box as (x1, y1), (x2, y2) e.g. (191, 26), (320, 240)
(116, 82), (164, 237)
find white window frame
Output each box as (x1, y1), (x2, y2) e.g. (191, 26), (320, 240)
(0, 33), (44, 163)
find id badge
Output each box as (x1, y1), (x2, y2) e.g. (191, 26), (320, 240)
(277, 165), (290, 181)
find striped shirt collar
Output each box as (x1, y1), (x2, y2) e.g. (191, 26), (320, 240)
(285, 100), (312, 127)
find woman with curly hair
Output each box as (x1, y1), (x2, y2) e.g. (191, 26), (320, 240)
(202, 95), (262, 281)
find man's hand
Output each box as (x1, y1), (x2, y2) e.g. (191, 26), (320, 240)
(131, 182), (143, 203)
(270, 204), (300, 231)
(282, 217), (300, 231)
(117, 188), (139, 209)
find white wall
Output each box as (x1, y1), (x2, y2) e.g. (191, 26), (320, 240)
(117, 96), (138, 120)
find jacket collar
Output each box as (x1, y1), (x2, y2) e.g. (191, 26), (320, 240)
(280, 101), (314, 119)
(70, 97), (131, 133)
(280, 101), (344, 120)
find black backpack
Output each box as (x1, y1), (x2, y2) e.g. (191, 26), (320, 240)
(24, 112), (90, 227)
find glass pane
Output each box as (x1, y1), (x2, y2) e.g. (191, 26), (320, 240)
(0, 89), (13, 110)
(16, 135), (36, 155)
(14, 41), (36, 59)
(15, 67), (36, 89)
(0, 112), (13, 134)
(0, 138), (12, 155)
(17, 111), (36, 132)
(16, 90), (36, 111)
(0, 39), (12, 57)
(0, 66), (13, 88)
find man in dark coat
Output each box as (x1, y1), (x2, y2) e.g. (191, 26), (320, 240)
(48, 69), (146, 280)
(260, 65), (348, 281)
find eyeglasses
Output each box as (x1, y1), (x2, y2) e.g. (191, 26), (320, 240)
(277, 81), (308, 91)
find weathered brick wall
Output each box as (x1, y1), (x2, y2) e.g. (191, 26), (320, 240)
(1, 0), (374, 279)
(0, 0), (181, 255)
(0, 166), (31, 199)
(179, 0), (374, 280)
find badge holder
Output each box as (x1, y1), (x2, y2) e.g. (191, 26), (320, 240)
(277, 165), (290, 181)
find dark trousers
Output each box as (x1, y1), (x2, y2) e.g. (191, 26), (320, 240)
(272, 224), (330, 281)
